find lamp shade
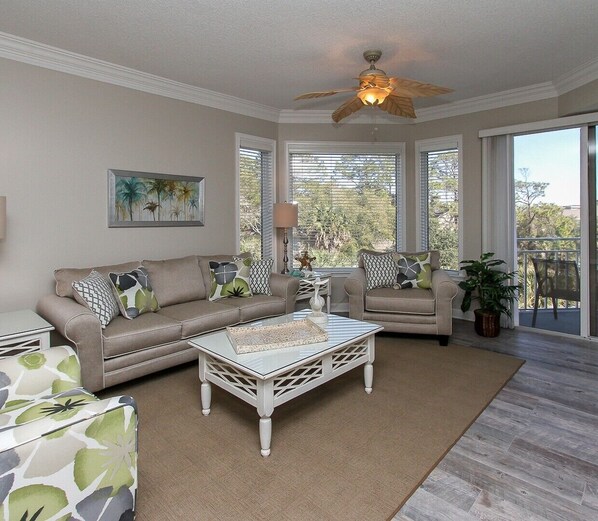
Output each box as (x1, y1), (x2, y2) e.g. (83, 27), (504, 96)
(357, 87), (390, 106)
(0, 196), (5, 240)
(273, 202), (298, 228)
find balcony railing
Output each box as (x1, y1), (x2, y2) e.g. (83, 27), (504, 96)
(517, 237), (581, 311)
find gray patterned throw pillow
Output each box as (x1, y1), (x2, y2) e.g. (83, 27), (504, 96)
(72, 270), (120, 328)
(362, 252), (398, 291)
(233, 256), (273, 295)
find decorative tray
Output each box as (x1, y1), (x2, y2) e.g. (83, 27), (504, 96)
(226, 318), (328, 354)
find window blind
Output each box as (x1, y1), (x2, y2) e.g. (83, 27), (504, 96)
(288, 151), (401, 269)
(419, 147), (459, 270)
(239, 146), (273, 260)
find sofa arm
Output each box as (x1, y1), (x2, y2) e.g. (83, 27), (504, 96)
(0, 346), (81, 406)
(0, 395), (137, 519)
(36, 295), (105, 393)
(269, 273), (300, 314)
(431, 269), (459, 336)
(344, 268), (367, 320)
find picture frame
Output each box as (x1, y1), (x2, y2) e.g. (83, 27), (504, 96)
(108, 169), (205, 227)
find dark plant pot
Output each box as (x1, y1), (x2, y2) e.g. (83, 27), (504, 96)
(474, 309), (501, 337)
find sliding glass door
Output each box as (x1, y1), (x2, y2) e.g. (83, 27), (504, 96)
(589, 126), (598, 337)
(514, 129), (581, 335)
(481, 112), (598, 339)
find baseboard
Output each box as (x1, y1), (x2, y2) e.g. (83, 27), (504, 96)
(452, 309), (474, 322)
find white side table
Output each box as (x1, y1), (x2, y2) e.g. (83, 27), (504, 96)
(0, 310), (54, 358)
(296, 273), (332, 313)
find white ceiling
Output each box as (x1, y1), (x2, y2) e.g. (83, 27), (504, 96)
(1, 0), (597, 118)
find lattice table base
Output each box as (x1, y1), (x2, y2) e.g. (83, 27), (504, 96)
(197, 335), (376, 457)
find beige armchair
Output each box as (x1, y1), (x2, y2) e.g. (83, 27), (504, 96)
(344, 250), (458, 345)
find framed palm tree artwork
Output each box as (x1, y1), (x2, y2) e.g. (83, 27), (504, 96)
(108, 170), (205, 227)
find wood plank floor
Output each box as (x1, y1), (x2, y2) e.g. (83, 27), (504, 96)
(393, 319), (598, 521)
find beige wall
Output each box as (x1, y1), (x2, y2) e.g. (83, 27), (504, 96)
(0, 55), (587, 313)
(0, 58), (276, 311)
(558, 79), (598, 117)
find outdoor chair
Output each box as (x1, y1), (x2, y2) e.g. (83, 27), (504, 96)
(531, 257), (580, 327)
(0, 345), (138, 519)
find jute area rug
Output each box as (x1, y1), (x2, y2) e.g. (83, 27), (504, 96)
(105, 335), (523, 521)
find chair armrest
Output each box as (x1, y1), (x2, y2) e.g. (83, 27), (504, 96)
(269, 273), (300, 314)
(0, 395), (137, 519)
(431, 269), (459, 336)
(36, 294), (106, 392)
(0, 346), (81, 405)
(431, 269), (459, 301)
(344, 268), (367, 319)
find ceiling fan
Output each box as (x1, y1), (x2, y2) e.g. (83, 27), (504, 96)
(294, 50), (453, 123)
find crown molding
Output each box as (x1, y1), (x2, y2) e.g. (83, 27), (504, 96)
(0, 31), (280, 122)
(0, 31), (595, 125)
(277, 109), (414, 125)
(413, 82), (558, 122)
(553, 57), (598, 95)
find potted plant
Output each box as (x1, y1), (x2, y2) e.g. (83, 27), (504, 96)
(458, 252), (519, 337)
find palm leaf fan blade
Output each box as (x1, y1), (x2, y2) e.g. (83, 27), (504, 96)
(332, 96), (364, 123)
(294, 88), (357, 100)
(379, 95), (416, 119)
(389, 77), (453, 98)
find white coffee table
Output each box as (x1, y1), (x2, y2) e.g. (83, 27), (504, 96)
(188, 311), (383, 456)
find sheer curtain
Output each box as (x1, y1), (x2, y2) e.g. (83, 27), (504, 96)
(481, 134), (516, 327)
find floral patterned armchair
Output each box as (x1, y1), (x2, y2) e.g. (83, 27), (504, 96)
(0, 345), (137, 520)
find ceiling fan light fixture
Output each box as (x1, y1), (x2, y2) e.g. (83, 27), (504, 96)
(357, 87), (389, 106)
(294, 49), (452, 122)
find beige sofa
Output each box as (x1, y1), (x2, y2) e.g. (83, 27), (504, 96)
(37, 254), (300, 392)
(344, 250), (458, 345)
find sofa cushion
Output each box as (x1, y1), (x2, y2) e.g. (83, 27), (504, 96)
(395, 252), (433, 289)
(362, 252), (398, 291)
(158, 300), (240, 338)
(109, 267), (160, 319)
(208, 259), (252, 300)
(365, 287), (435, 315)
(219, 294), (286, 323)
(102, 313), (182, 358)
(72, 270), (120, 328)
(55, 261), (140, 299)
(143, 256), (206, 306)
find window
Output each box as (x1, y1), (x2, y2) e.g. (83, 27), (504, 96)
(287, 142), (405, 270)
(236, 134), (275, 260)
(416, 136), (462, 271)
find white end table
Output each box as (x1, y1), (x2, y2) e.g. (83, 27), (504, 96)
(0, 310), (54, 358)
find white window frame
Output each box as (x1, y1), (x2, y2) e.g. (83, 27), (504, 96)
(285, 141), (406, 273)
(235, 133), (276, 258)
(415, 135), (463, 273)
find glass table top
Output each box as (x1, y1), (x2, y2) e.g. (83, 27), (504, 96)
(188, 311), (382, 379)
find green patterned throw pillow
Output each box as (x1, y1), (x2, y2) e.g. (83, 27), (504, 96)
(395, 252), (433, 289)
(109, 267), (159, 319)
(209, 259), (252, 300)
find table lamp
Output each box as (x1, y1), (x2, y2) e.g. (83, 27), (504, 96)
(273, 202), (298, 274)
